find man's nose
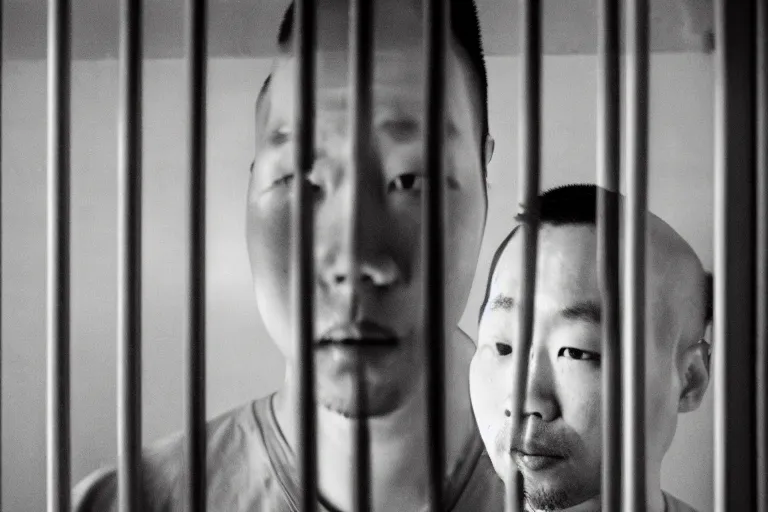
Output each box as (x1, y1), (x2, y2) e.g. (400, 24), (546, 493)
(315, 180), (401, 300)
(504, 350), (559, 422)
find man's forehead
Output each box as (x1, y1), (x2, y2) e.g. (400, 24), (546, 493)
(487, 220), (706, 314)
(313, 0), (424, 52)
(267, 48), (473, 121)
(490, 226), (599, 300)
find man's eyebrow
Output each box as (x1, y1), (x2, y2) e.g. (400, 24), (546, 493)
(318, 93), (459, 135)
(489, 294), (515, 312)
(560, 301), (602, 324)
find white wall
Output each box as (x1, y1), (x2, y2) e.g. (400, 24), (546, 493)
(1, 53), (714, 511)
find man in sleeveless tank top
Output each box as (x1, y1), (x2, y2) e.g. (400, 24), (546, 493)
(74, 1), (504, 510)
(471, 185), (710, 512)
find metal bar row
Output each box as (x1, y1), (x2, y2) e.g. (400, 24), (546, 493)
(46, 0), (72, 510)
(596, 0), (622, 510)
(186, 0), (208, 510)
(506, 1), (542, 511)
(29, 0), (766, 511)
(714, 0), (759, 510)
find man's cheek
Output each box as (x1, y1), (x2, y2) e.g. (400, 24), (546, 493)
(470, 353), (503, 429)
(557, 375), (601, 430)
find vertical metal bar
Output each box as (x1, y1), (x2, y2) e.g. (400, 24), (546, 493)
(294, 1), (318, 511)
(714, 0), (759, 510)
(756, 1), (768, 509)
(186, 0), (207, 509)
(115, 0), (142, 502)
(353, 359), (371, 512)
(0, 0), (4, 503)
(348, 0), (373, 509)
(623, 0), (649, 510)
(423, 0), (448, 509)
(46, 0), (71, 509)
(505, 2), (542, 511)
(116, 0), (143, 509)
(597, 0), (622, 510)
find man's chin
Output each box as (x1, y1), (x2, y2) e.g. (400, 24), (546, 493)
(313, 345), (417, 417)
(316, 383), (404, 418)
(522, 477), (599, 511)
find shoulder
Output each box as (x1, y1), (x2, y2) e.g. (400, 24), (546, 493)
(73, 467), (118, 512)
(664, 491), (699, 512)
(73, 397), (277, 512)
(71, 432), (186, 512)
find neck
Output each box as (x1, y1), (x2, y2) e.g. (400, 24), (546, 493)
(273, 328), (477, 512)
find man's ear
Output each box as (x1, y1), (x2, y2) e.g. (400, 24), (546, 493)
(485, 134), (495, 166)
(678, 340), (711, 413)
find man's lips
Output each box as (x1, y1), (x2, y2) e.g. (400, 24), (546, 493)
(316, 320), (400, 348)
(510, 445), (566, 472)
(512, 450), (565, 471)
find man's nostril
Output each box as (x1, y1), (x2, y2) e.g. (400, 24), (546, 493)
(333, 274), (346, 285)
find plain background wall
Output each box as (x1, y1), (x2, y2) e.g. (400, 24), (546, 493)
(1, 53), (713, 511)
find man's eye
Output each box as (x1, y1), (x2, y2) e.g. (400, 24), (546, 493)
(380, 118), (420, 142)
(389, 173), (424, 192)
(268, 128), (292, 146)
(273, 174), (295, 187)
(271, 174), (322, 194)
(495, 343), (512, 357)
(558, 347), (600, 362)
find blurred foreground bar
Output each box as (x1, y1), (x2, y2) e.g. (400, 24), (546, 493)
(714, 0), (759, 510)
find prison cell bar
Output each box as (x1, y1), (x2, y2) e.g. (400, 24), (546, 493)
(186, 0), (208, 509)
(348, 0), (374, 509)
(505, 1), (542, 511)
(46, 0), (72, 510)
(622, 0), (650, 510)
(714, 0), (760, 510)
(116, 0), (143, 509)
(423, 0), (449, 509)
(756, 1), (768, 509)
(0, 0), (4, 504)
(353, 360), (371, 512)
(293, 1), (318, 511)
(596, 0), (622, 510)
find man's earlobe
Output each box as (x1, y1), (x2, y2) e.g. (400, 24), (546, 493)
(485, 134), (495, 166)
(678, 340), (711, 413)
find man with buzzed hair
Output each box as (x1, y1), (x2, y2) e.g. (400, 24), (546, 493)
(470, 184), (711, 512)
(74, 1), (503, 510)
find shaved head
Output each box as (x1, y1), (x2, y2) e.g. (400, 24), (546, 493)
(480, 185), (712, 357)
(471, 184), (712, 510)
(644, 212), (710, 357)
